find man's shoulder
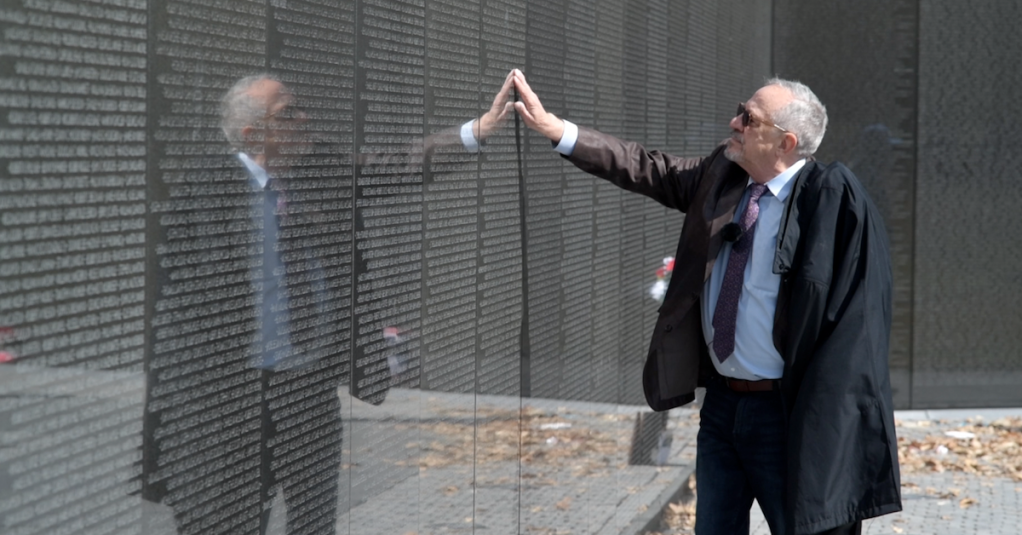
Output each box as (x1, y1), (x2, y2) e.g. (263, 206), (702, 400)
(798, 159), (878, 215)
(801, 159), (865, 188)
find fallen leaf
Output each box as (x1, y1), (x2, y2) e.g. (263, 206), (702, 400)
(959, 497), (978, 509)
(937, 488), (961, 499)
(892, 526), (904, 534)
(897, 417), (1022, 480)
(555, 497), (572, 511)
(662, 497), (697, 531)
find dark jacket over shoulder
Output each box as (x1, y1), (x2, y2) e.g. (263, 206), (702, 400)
(566, 126), (901, 534)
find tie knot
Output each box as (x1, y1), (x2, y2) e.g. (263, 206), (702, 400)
(749, 183), (768, 204)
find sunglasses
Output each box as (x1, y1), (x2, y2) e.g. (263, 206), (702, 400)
(736, 103), (788, 133)
(267, 102), (307, 122)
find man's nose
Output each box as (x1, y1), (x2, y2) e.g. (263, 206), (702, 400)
(728, 113), (744, 131)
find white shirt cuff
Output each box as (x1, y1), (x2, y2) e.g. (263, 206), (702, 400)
(553, 120), (578, 156)
(460, 120), (480, 153)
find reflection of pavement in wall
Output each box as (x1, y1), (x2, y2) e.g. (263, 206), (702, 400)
(0, 368), (699, 535)
(339, 388), (699, 535)
(0, 367), (151, 535)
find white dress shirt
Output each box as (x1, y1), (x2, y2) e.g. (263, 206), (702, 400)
(701, 160), (804, 380)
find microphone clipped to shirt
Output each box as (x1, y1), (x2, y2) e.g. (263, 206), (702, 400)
(721, 222), (743, 243)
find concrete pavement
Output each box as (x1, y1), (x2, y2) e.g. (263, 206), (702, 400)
(746, 408), (1022, 535)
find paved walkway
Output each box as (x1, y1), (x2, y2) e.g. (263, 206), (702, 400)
(745, 408), (1022, 535)
(749, 474), (1022, 535)
(15, 365), (1015, 535)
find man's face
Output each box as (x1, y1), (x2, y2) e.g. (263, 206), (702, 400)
(246, 79), (310, 167)
(724, 84), (792, 175)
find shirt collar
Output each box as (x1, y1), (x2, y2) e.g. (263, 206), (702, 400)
(237, 152), (270, 189)
(748, 158), (806, 203)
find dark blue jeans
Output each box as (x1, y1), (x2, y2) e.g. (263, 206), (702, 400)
(696, 377), (787, 535)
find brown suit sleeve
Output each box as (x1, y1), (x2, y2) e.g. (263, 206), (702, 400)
(566, 126), (706, 212)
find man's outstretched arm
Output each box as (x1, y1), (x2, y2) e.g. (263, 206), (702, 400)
(511, 69), (705, 212)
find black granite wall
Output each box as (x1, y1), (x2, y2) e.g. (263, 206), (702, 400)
(7, 0), (1019, 531)
(0, 0), (770, 532)
(773, 0), (1022, 409)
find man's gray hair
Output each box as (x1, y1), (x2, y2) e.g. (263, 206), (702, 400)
(221, 73), (278, 151)
(766, 77), (828, 157)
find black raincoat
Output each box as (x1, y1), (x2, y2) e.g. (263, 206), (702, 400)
(774, 159), (901, 533)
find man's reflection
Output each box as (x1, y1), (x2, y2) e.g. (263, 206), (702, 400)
(142, 72), (513, 535)
(230, 75), (340, 535)
(223, 75), (312, 176)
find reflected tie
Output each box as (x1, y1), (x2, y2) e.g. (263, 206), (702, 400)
(712, 183), (768, 363)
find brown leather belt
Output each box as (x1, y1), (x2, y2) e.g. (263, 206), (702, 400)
(724, 377), (780, 393)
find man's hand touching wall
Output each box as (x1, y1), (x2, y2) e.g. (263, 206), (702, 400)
(510, 69), (565, 143)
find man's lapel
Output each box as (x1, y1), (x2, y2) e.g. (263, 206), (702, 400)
(703, 169), (748, 282)
(772, 163), (814, 275)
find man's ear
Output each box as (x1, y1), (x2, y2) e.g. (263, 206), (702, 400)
(241, 125), (263, 153)
(780, 132), (798, 155)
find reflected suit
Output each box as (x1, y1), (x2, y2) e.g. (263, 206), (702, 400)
(140, 71), (512, 535)
(141, 150), (347, 535)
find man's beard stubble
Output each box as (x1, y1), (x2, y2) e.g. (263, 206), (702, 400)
(723, 136), (743, 163)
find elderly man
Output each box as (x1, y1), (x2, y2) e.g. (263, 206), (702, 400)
(142, 73), (513, 535)
(512, 70), (900, 535)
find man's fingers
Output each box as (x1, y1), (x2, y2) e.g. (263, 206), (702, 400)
(492, 73), (515, 109)
(513, 101), (534, 125)
(512, 70), (540, 109)
(478, 104), (512, 138)
(512, 68), (532, 91)
(512, 74), (548, 129)
(511, 74), (530, 102)
(476, 71), (518, 139)
(497, 101), (514, 122)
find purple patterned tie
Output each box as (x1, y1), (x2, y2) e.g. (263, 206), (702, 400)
(712, 183), (768, 362)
